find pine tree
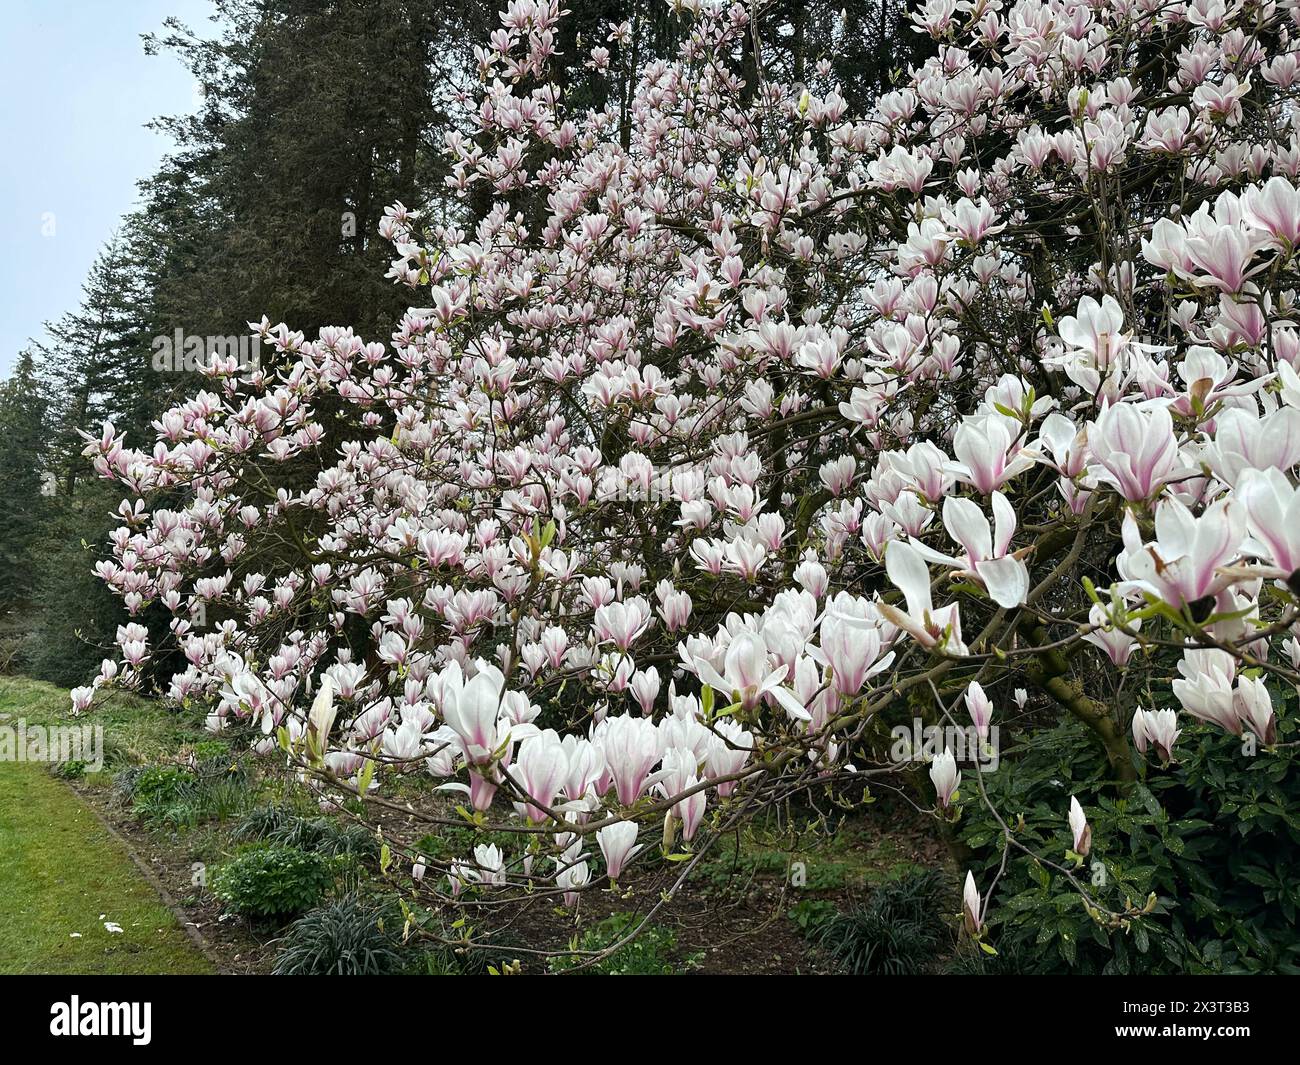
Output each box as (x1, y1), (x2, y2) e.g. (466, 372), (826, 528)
(0, 351), (50, 612)
(34, 233), (158, 498)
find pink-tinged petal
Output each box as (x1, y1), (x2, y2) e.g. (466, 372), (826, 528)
(943, 495), (992, 563)
(694, 658), (730, 694)
(771, 686), (813, 722)
(975, 556), (1030, 607)
(886, 540), (933, 619)
(991, 490), (1017, 557)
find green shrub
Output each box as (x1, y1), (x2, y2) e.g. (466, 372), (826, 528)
(212, 845), (336, 921)
(119, 760), (253, 829)
(235, 805), (377, 859)
(131, 764), (196, 807)
(811, 870), (948, 974)
(943, 940), (1039, 975)
(233, 803), (299, 841)
(192, 739), (232, 761)
(548, 912), (701, 975)
(957, 717), (1300, 974)
(200, 777), (252, 823)
(272, 894), (407, 975)
(51, 759), (88, 780)
(787, 898), (838, 935)
(269, 816), (378, 859)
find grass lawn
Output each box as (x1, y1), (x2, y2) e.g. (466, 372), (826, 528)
(0, 677), (214, 974)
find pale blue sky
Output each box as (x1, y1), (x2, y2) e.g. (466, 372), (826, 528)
(0, 0), (217, 377)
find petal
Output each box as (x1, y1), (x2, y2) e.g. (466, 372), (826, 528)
(975, 556), (1030, 608)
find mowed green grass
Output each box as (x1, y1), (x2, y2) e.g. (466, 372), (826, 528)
(0, 677), (213, 974)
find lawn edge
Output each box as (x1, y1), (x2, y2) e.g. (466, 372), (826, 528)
(66, 777), (224, 974)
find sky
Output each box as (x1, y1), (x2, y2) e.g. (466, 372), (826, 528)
(0, 0), (217, 378)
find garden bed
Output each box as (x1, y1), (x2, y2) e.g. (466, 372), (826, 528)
(1, 675), (956, 975)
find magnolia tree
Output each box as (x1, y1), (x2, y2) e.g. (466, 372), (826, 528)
(74, 0), (1300, 957)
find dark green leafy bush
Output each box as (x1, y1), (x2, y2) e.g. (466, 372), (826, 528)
(958, 717), (1300, 974)
(212, 845), (336, 921)
(272, 894), (407, 975)
(811, 870), (949, 974)
(51, 759), (88, 780)
(268, 816), (378, 859)
(236, 804), (377, 859)
(234, 803), (300, 841)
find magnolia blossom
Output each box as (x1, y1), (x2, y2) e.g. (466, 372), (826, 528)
(950, 417), (1036, 494)
(1233, 676), (1276, 745)
(1119, 501), (1245, 609)
(910, 491), (1030, 607)
(1237, 466), (1300, 577)
(437, 662), (529, 766)
(598, 715), (662, 805)
(657, 746), (706, 841)
(1082, 602), (1140, 667)
(881, 541), (967, 654)
(1172, 649), (1240, 735)
(964, 681), (993, 744)
(511, 729), (569, 823)
(451, 843), (506, 893)
(306, 676), (337, 761)
(962, 871), (983, 935)
(705, 718), (753, 796)
(819, 614), (895, 695)
(1058, 294), (1130, 367)
(1132, 707), (1181, 763)
(1068, 796), (1091, 857)
(597, 821), (643, 880)
(929, 748), (960, 809)
(1088, 403), (1181, 501)
(691, 631), (791, 713)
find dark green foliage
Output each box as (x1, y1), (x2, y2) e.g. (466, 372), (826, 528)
(269, 816), (377, 859)
(51, 759), (89, 780)
(944, 940), (1040, 976)
(957, 717), (1300, 974)
(22, 483), (133, 687)
(233, 803), (301, 842)
(0, 351), (49, 627)
(236, 804), (377, 859)
(212, 845), (336, 921)
(811, 871), (949, 975)
(272, 894), (407, 975)
(141, 0), (478, 345)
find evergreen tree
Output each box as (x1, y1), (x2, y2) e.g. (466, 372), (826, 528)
(34, 233), (159, 498)
(0, 351), (50, 622)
